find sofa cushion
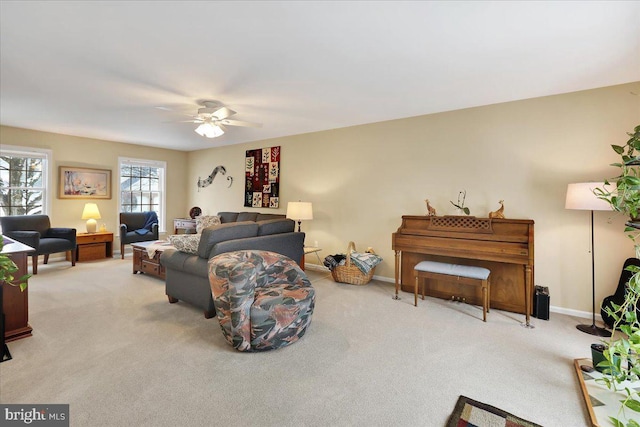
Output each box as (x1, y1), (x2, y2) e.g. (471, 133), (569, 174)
(217, 212), (239, 223)
(195, 215), (221, 233)
(197, 222), (259, 259)
(257, 219), (295, 236)
(237, 212), (259, 222)
(213, 232), (305, 265)
(168, 234), (201, 255)
(160, 249), (209, 279)
(256, 213), (286, 222)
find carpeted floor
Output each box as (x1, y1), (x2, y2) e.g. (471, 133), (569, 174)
(1, 257), (596, 426)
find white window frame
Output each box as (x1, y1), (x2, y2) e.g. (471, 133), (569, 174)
(0, 144), (52, 217)
(118, 157), (167, 233)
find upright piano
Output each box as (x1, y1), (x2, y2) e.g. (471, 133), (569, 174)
(392, 215), (534, 325)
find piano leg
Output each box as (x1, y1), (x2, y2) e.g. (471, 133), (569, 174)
(522, 265), (535, 329)
(393, 250), (401, 300)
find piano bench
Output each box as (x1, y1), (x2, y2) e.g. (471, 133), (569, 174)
(414, 261), (491, 322)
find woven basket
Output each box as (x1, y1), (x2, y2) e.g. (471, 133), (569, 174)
(331, 241), (376, 286)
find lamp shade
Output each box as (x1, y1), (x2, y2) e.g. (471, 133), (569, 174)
(286, 202), (313, 220)
(565, 182), (613, 211)
(81, 203), (101, 219)
(81, 203), (101, 233)
(195, 122), (225, 138)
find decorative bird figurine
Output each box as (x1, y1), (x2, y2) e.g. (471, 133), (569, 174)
(489, 200), (505, 219)
(425, 199), (437, 216)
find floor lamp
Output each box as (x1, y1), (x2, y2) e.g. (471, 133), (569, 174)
(565, 182), (613, 337)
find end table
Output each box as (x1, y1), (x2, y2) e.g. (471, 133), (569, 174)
(68, 232), (114, 262)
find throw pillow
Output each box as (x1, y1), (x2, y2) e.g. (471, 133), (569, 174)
(196, 215), (221, 234)
(168, 234), (201, 255)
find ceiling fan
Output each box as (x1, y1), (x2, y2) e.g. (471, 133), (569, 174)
(168, 100), (262, 138)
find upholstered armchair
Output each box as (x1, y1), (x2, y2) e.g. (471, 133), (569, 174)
(119, 212), (159, 258)
(0, 215), (76, 274)
(208, 250), (315, 352)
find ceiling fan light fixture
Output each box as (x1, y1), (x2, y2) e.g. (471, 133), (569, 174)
(195, 122), (225, 138)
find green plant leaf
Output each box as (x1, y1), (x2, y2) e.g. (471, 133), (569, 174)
(608, 416), (624, 427)
(614, 145), (626, 154)
(624, 398), (640, 413)
(623, 176), (640, 186)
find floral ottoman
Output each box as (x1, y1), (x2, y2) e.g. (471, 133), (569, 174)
(208, 250), (315, 352)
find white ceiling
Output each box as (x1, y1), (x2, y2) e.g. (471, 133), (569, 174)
(1, 1), (639, 152)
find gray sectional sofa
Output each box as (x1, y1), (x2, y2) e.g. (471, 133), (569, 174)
(160, 212), (305, 318)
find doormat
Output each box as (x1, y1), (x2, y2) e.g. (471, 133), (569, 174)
(446, 395), (543, 427)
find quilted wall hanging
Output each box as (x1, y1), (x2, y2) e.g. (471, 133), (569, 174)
(245, 145), (280, 208)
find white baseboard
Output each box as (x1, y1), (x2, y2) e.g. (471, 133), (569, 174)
(371, 274), (598, 320)
(311, 266), (600, 321)
(372, 274), (394, 283)
(549, 305), (602, 321)
(304, 263), (329, 272)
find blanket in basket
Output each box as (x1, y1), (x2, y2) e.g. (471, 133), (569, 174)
(324, 252), (382, 274)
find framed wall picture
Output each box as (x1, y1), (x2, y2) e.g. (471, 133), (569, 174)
(58, 166), (111, 199)
(245, 146), (280, 208)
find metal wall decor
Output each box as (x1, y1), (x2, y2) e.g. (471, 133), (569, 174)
(197, 165), (232, 191)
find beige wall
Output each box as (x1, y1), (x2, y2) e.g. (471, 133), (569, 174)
(0, 126), (190, 245)
(1, 83), (639, 315)
(187, 82), (640, 315)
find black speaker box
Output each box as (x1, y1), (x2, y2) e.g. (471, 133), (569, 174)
(533, 285), (550, 320)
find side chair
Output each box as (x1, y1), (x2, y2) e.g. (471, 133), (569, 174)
(0, 214), (77, 274)
(119, 212), (159, 258)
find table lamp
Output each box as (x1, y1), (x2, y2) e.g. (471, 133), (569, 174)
(82, 203), (101, 233)
(286, 201), (313, 232)
(565, 182), (613, 337)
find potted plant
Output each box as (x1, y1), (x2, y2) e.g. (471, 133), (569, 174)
(0, 235), (30, 290)
(1, 234), (31, 362)
(596, 125), (640, 224)
(450, 190), (471, 215)
(594, 125), (640, 426)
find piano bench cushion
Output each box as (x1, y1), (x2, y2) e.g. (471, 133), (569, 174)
(414, 261), (490, 280)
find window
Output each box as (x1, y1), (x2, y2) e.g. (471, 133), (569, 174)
(119, 157), (166, 232)
(0, 146), (51, 216)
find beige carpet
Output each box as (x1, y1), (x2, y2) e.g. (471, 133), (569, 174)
(1, 257), (595, 426)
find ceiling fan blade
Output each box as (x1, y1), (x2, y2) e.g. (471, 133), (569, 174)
(156, 106), (200, 119)
(162, 118), (203, 124)
(196, 106), (235, 119)
(155, 104), (199, 113)
(211, 107), (235, 120)
(219, 119), (262, 128)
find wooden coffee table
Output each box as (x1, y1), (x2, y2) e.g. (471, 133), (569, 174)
(131, 241), (174, 279)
